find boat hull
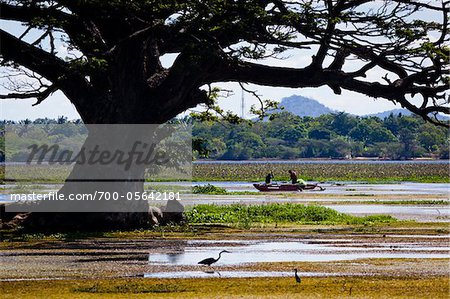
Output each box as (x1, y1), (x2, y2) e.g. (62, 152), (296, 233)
(253, 183), (300, 192)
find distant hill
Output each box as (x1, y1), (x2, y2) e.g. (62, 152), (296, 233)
(365, 109), (412, 119)
(274, 95), (448, 121)
(276, 95), (335, 117)
(365, 109), (449, 121)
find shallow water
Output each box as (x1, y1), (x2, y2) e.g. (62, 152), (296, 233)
(148, 240), (450, 266)
(1, 182), (448, 197)
(1, 237), (448, 280)
(1, 182), (448, 222)
(326, 204), (450, 221)
(329, 204), (449, 215)
(191, 182), (450, 195)
(2, 182), (448, 196)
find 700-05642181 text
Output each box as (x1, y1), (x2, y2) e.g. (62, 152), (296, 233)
(9, 191), (181, 202)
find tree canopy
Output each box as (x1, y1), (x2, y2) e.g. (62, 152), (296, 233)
(191, 112), (449, 160)
(2, 112), (448, 160)
(1, 0), (449, 125)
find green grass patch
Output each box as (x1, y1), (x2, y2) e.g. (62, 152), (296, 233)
(192, 184), (259, 195)
(185, 203), (396, 227)
(193, 184), (227, 194)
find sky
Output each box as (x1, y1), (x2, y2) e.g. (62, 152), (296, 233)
(0, 65), (404, 121)
(0, 38), (404, 120)
(0, 44), (405, 121)
(0, 3), (442, 121)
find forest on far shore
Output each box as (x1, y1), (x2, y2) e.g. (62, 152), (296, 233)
(192, 112), (449, 160)
(1, 111), (448, 161)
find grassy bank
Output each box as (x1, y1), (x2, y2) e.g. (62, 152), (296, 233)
(193, 162), (449, 183)
(1, 276), (448, 299)
(185, 203), (396, 226)
(0, 204), (396, 241)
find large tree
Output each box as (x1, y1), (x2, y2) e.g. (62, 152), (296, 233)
(1, 0), (448, 124)
(0, 0), (448, 230)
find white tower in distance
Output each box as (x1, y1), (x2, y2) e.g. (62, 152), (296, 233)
(241, 88), (245, 119)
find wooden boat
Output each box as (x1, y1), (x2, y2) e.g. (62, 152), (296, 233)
(253, 183), (324, 192)
(253, 183), (299, 192)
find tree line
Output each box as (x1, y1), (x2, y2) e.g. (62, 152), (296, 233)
(1, 112), (448, 161)
(192, 112), (449, 160)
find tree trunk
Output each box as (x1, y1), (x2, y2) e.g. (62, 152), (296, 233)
(3, 100), (186, 232)
(2, 37), (199, 232)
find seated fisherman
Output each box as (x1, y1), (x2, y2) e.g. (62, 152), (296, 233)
(289, 170), (324, 191)
(297, 178), (307, 188)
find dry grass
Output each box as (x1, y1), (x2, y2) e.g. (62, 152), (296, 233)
(1, 276), (449, 299)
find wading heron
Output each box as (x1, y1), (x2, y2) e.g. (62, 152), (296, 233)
(198, 250), (231, 266)
(294, 269), (301, 283)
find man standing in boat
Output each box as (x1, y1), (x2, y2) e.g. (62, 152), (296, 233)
(265, 171), (274, 184)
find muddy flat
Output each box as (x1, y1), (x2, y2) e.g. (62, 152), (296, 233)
(1, 224), (449, 281)
(1, 182), (449, 298)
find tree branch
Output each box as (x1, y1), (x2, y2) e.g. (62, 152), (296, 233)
(0, 84), (58, 106)
(0, 29), (95, 118)
(0, 29), (69, 83)
(210, 60), (449, 126)
(0, 2), (107, 55)
(0, 2), (72, 24)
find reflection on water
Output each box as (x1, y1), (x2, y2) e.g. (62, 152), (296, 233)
(328, 205), (449, 214)
(327, 205), (450, 220)
(166, 253), (183, 264)
(148, 240), (450, 266)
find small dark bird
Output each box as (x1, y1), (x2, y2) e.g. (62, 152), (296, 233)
(294, 268), (301, 283)
(198, 250), (231, 266)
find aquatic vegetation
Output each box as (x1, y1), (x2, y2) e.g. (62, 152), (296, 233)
(193, 162), (449, 183)
(185, 203), (396, 226)
(193, 184), (227, 194)
(1, 162), (447, 183)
